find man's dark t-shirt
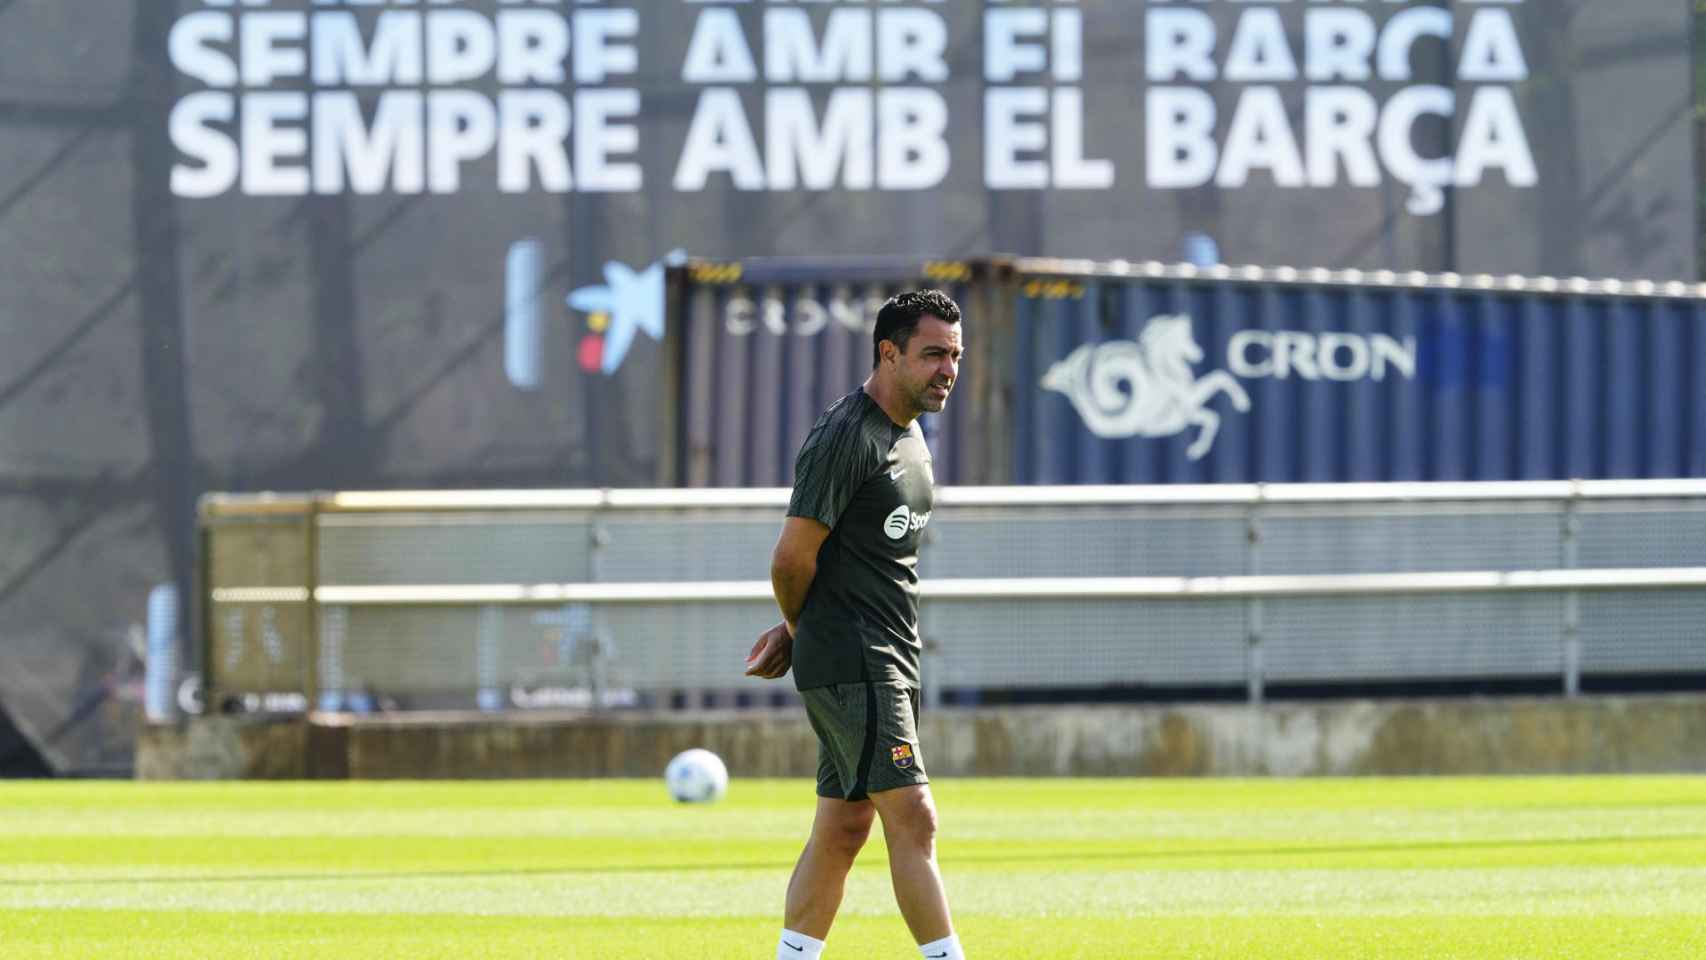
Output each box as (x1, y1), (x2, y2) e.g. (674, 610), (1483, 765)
(787, 388), (935, 690)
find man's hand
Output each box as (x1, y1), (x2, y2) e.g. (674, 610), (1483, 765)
(744, 622), (794, 679)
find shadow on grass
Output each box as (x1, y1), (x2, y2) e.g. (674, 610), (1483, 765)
(8, 831), (1702, 888)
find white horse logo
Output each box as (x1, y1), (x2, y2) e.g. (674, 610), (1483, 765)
(1041, 314), (1252, 460)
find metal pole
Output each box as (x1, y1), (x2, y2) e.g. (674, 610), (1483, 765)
(589, 517), (612, 712)
(1561, 494), (1581, 697)
(1245, 500), (1265, 705)
(195, 519), (212, 715)
(304, 497), (321, 713)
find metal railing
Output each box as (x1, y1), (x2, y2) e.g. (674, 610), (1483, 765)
(197, 480), (1706, 715)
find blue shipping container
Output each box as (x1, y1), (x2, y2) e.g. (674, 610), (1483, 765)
(1014, 262), (1706, 484)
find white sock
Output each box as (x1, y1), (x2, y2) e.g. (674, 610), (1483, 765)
(777, 929), (825, 960)
(919, 933), (965, 960)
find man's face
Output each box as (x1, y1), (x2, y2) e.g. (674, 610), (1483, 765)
(893, 316), (963, 414)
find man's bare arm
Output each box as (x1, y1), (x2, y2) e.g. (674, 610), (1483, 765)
(745, 517), (830, 679)
(771, 516), (830, 634)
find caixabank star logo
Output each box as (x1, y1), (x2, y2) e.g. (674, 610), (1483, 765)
(566, 249), (685, 375)
(504, 245), (684, 390)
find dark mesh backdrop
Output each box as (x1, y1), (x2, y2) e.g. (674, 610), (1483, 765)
(0, 0), (1695, 770)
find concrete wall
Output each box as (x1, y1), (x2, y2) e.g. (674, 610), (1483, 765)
(136, 695), (1706, 780)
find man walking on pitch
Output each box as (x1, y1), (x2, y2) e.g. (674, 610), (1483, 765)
(745, 290), (968, 960)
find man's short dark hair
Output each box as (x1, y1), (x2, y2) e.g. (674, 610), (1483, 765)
(872, 289), (961, 368)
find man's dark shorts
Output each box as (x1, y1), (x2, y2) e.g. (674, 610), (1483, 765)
(801, 680), (929, 801)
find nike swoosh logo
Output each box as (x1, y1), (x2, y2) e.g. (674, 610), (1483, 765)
(782, 941), (804, 952)
(927, 953), (948, 959)
(888, 467), (906, 481)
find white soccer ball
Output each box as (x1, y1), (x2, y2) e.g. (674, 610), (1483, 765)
(665, 748), (729, 804)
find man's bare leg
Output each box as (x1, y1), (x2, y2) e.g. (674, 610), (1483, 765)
(868, 783), (955, 945)
(783, 795), (876, 940)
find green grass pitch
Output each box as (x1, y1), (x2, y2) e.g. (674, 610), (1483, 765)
(2, 776), (1704, 958)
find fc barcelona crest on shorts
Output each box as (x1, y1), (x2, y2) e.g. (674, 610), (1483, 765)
(891, 743), (915, 769)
